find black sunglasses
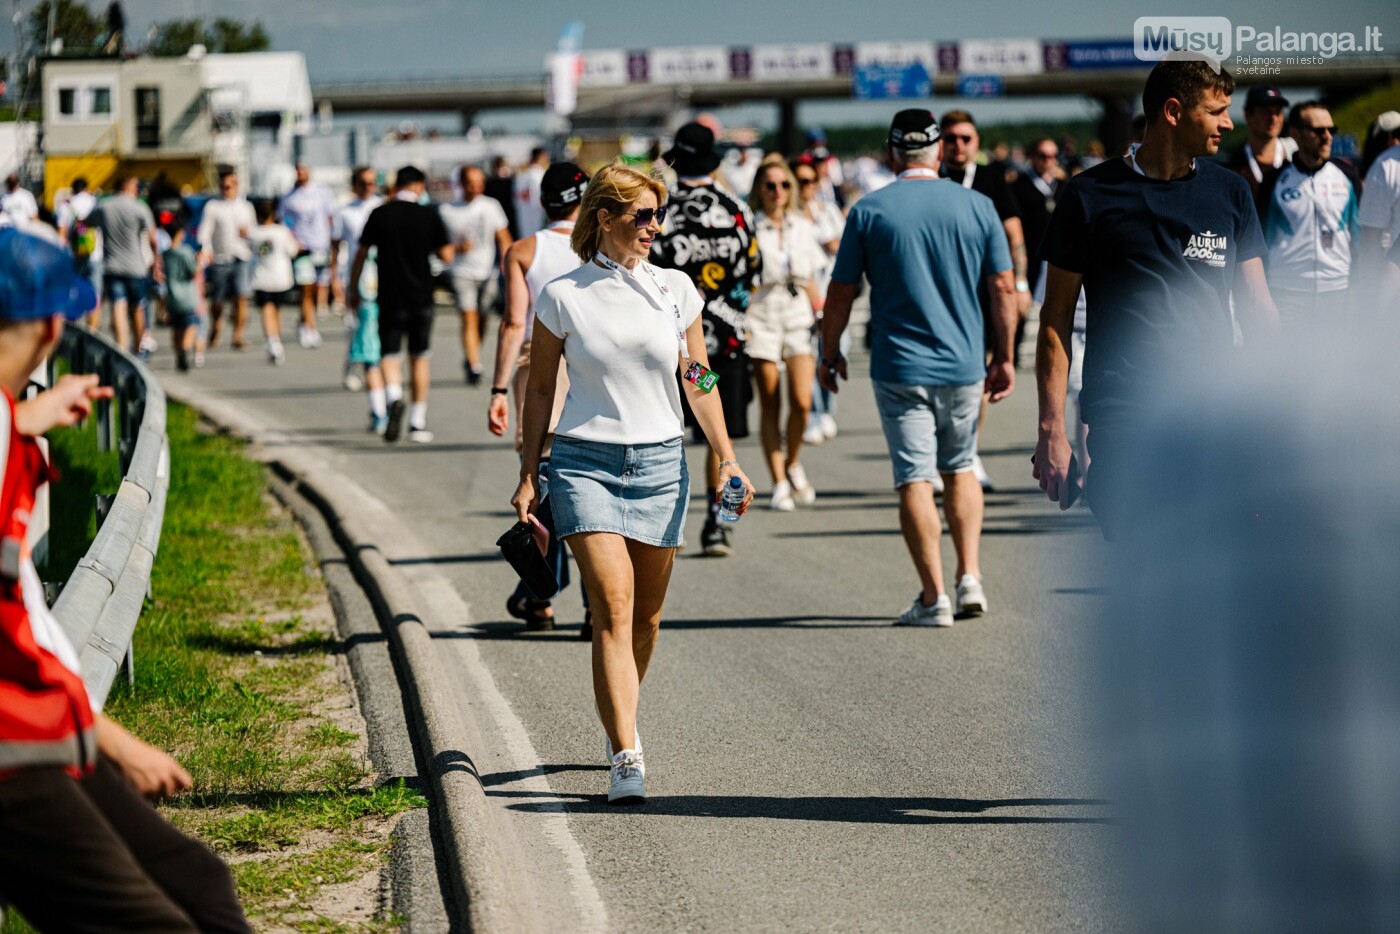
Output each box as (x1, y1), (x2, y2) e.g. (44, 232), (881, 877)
(615, 206), (665, 228)
(795, 175), (818, 185)
(942, 133), (975, 144)
(763, 181), (792, 191)
(1302, 125), (1336, 137)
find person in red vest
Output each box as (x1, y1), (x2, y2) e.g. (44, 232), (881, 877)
(0, 228), (249, 931)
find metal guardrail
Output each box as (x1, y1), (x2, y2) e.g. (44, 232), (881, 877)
(48, 323), (169, 708)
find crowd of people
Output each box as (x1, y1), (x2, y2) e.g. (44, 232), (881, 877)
(3, 60), (1400, 815)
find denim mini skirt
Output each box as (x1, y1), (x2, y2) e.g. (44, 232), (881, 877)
(548, 435), (689, 548)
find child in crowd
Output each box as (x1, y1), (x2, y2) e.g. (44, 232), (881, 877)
(160, 215), (202, 372)
(247, 199), (300, 365)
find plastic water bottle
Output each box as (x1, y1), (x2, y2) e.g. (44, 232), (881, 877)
(717, 476), (746, 523)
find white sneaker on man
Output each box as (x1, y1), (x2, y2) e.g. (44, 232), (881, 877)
(298, 324), (322, 349)
(895, 594), (954, 627)
(820, 413), (838, 440)
(770, 480), (796, 511)
(266, 340), (286, 366)
(787, 463), (816, 506)
(955, 575), (987, 616)
(803, 421), (826, 445)
(407, 427), (435, 444)
(607, 750), (646, 804)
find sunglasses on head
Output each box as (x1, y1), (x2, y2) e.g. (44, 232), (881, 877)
(763, 180), (791, 191)
(615, 206), (665, 228)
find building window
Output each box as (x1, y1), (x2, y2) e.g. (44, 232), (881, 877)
(58, 87), (77, 115)
(135, 87), (161, 149)
(88, 86), (111, 115)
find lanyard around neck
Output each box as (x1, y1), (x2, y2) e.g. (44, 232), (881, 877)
(1126, 143), (1195, 179)
(593, 252), (691, 361)
(1243, 142), (1284, 184)
(958, 163), (976, 189)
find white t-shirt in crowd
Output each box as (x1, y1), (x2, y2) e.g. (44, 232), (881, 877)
(533, 260), (702, 445)
(248, 224), (301, 293)
(1, 186), (39, 226)
(198, 197), (257, 263)
(334, 195), (383, 291)
(514, 164), (547, 237)
(57, 190), (103, 262)
(1359, 145), (1400, 248)
(440, 196), (509, 280)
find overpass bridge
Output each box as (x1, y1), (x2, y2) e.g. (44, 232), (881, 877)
(311, 47), (1400, 153)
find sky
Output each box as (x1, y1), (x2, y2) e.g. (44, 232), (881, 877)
(4, 0), (1392, 133)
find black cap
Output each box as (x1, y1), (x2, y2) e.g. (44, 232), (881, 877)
(889, 109), (940, 150)
(541, 162), (588, 211)
(663, 122), (723, 175)
(1244, 86), (1289, 111)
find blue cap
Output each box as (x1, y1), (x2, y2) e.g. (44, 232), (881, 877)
(0, 227), (96, 322)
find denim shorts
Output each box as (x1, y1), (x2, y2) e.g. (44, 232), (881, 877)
(873, 380), (983, 488)
(207, 260), (251, 302)
(548, 435), (689, 548)
(104, 273), (147, 306)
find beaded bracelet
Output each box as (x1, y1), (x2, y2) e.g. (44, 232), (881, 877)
(719, 459), (740, 469)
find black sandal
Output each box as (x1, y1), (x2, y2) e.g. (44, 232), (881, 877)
(506, 595), (554, 631)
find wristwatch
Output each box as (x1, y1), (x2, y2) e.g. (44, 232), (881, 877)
(490, 387), (509, 396)
(820, 352), (846, 370)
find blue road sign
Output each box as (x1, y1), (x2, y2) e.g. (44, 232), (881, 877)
(957, 74), (1005, 98)
(853, 62), (932, 100)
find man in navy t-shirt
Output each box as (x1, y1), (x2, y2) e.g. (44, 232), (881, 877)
(820, 108), (1015, 628)
(1033, 60), (1278, 540)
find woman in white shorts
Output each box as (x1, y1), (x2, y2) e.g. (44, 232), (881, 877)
(747, 157), (828, 510)
(512, 162), (754, 804)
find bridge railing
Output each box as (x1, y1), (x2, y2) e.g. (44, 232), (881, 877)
(48, 323), (170, 708)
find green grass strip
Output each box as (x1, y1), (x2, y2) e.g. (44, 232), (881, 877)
(4, 401), (425, 933)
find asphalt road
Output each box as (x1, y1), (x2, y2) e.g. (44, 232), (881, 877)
(160, 300), (1115, 932)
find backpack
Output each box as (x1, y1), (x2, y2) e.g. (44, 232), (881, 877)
(68, 217), (97, 261)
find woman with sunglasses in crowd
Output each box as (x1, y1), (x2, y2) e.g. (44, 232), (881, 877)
(512, 162), (754, 804)
(746, 155), (829, 510)
(791, 154), (847, 446)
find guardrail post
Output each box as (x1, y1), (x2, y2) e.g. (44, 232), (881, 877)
(95, 493), (116, 529)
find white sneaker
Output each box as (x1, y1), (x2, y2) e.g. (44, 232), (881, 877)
(770, 480), (796, 511)
(895, 593), (954, 627)
(605, 729), (644, 777)
(407, 427), (435, 444)
(955, 574), (987, 617)
(267, 340), (286, 366)
(820, 413), (838, 440)
(972, 454), (995, 491)
(138, 333), (158, 354)
(787, 463), (816, 506)
(607, 750), (646, 804)
(343, 366), (364, 392)
(297, 325), (322, 349)
(802, 421), (826, 445)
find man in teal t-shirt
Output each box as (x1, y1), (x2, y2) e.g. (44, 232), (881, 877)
(819, 108), (1016, 629)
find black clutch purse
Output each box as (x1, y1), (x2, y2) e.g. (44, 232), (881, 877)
(495, 513), (559, 600)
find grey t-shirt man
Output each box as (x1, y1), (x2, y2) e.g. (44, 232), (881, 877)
(91, 195), (156, 278)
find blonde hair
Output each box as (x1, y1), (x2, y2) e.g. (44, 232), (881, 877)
(747, 155), (799, 217)
(571, 161), (669, 262)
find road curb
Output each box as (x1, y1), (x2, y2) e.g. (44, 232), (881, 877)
(163, 381), (531, 933)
